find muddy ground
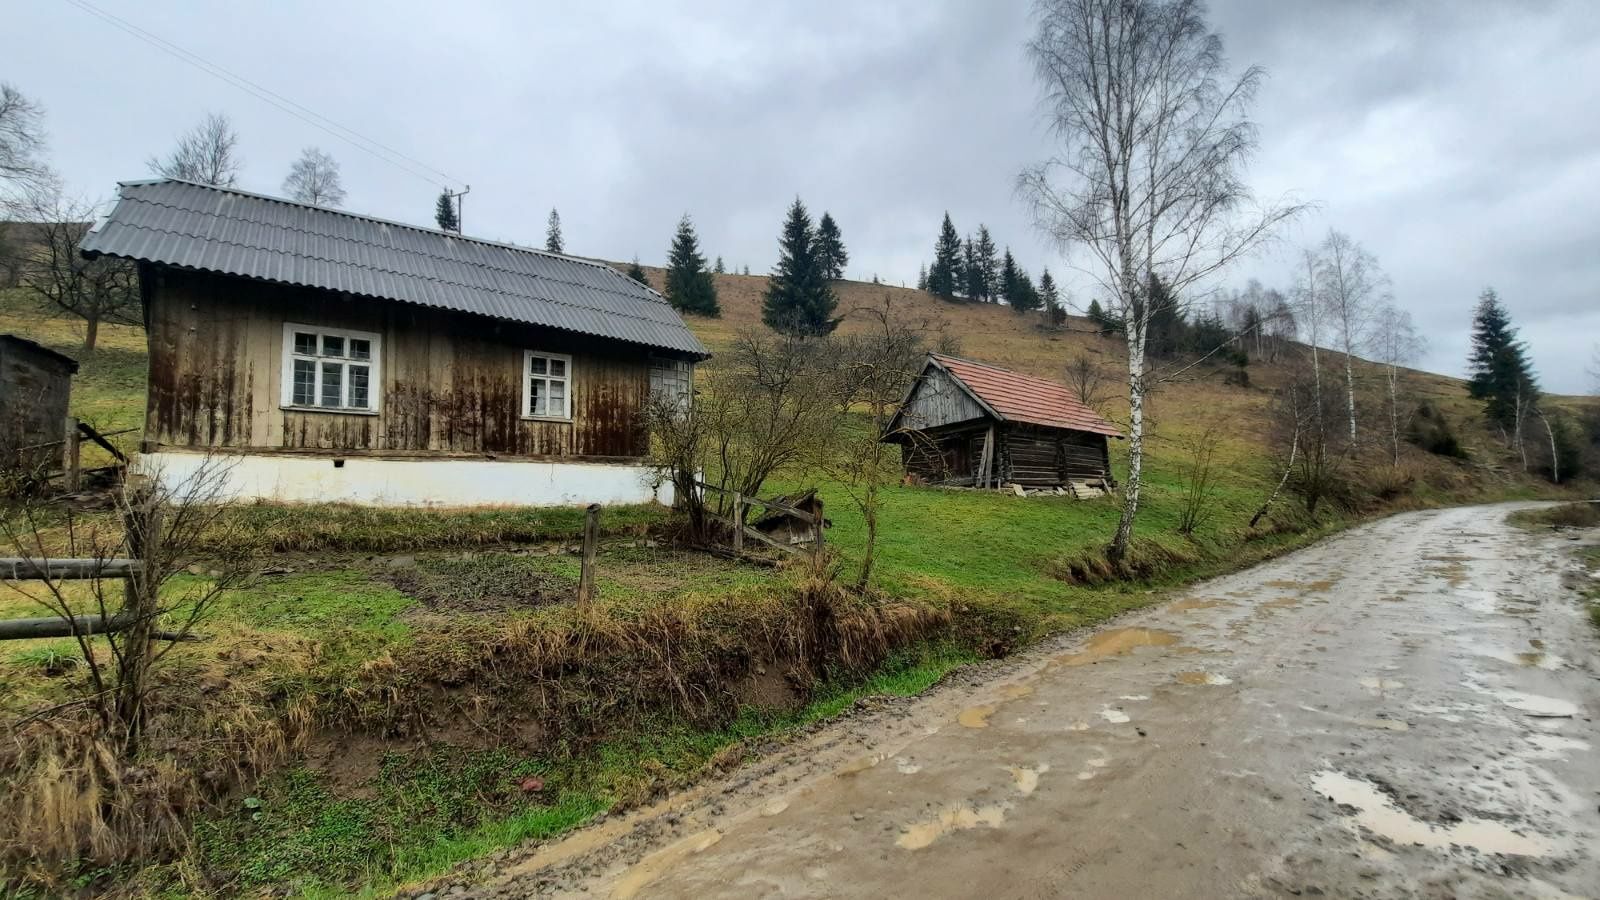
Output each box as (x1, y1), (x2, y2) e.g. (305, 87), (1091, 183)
(420, 503), (1599, 899)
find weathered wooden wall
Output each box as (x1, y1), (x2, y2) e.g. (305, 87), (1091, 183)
(0, 337), (74, 472)
(899, 420), (1111, 489)
(144, 267), (669, 459)
(899, 365), (986, 431)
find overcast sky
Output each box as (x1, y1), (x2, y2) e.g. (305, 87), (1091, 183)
(9, 0), (1597, 391)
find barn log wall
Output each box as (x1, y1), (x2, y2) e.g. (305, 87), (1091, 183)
(899, 421), (1111, 489)
(0, 339), (74, 471)
(144, 268), (658, 459)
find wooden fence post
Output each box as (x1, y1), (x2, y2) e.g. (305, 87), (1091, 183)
(577, 503), (600, 608)
(63, 416), (81, 492)
(731, 492), (744, 555)
(811, 509), (825, 563)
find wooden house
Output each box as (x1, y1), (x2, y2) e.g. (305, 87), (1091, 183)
(78, 179), (709, 507)
(0, 334), (78, 476)
(885, 354), (1122, 494)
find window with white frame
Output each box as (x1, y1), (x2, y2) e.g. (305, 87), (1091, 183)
(281, 324), (380, 412)
(523, 350), (572, 419)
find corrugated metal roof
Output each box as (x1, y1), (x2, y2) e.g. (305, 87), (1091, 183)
(79, 179), (709, 359)
(930, 353), (1123, 437)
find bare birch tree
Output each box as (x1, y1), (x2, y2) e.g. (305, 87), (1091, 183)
(1316, 229), (1387, 443)
(282, 146), (346, 207)
(1019, 0), (1302, 561)
(147, 112), (240, 186)
(1370, 300), (1425, 466)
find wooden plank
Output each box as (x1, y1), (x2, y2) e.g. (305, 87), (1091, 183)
(63, 416), (81, 491)
(0, 558), (142, 580)
(976, 425), (995, 488)
(731, 493), (744, 555)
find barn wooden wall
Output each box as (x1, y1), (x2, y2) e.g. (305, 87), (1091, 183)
(0, 338), (74, 471)
(144, 268), (664, 459)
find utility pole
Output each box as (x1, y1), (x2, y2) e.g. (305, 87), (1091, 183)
(445, 184), (471, 233)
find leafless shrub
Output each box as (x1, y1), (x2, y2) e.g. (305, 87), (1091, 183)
(1176, 425), (1222, 536)
(147, 112), (240, 187)
(1063, 352), (1110, 413)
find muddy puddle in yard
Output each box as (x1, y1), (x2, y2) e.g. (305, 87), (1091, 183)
(1312, 770), (1556, 858)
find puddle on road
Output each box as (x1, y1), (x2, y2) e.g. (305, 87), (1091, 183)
(998, 683), (1035, 700)
(1469, 641), (1566, 671)
(957, 705), (996, 728)
(1052, 628), (1180, 668)
(1311, 770), (1552, 858)
(1494, 690), (1579, 718)
(895, 803), (1009, 850)
(760, 798), (790, 817)
(1299, 704), (1410, 732)
(1099, 706), (1131, 724)
(1168, 597), (1234, 612)
(1262, 579), (1338, 593)
(1258, 596), (1302, 612)
(836, 752), (889, 775)
(1176, 671), (1233, 686)
(1525, 734), (1590, 759)
(1359, 677), (1405, 695)
(612, 828), (723, 899)
(1008, 764), (1049, 795)
(895, 757), (922, 775)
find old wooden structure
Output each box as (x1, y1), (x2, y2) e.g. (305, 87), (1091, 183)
(0, 334), (78, 477)
(79, 179), (708, 506)
(885, 354), (1122, 494)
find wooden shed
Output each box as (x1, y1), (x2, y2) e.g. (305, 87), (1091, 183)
(885, 354), (1121, 495)
(0, 334), (78, 476)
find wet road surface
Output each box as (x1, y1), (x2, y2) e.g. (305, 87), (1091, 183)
(460, 504), (1599, 899)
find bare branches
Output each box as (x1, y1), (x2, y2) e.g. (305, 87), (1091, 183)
(0, 83), (55, 213)
(1020, 0), (1301, 560)
(282, 146), (346, 207)
(147, 112), (240, 186)
(17, 191), (139, 351)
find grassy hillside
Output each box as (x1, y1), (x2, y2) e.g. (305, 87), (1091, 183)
(0, 271), (1583, 896)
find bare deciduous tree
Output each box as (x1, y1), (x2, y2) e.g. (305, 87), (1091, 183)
(1316, 230), (1387, 443)
(147, 112), (240, 186)
(20, 192), (139, 350)
(282, 146), (345, 207)
(1370, 300), (1425, 466)
(0, 83), (54, 213)
(1175, 425), (1222, 536)
(1019, 0), (1302, 562)
(1063, 351), (1110, 413)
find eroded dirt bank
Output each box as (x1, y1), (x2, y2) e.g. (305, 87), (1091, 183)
(432, 504), (1599, 899)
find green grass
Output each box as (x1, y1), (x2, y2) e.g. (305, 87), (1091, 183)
(1509, 501), (1600, 531)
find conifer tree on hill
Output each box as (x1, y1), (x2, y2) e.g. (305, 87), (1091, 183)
(762, 198), (839, 336)
(816, 212), (848, 280)
(916, 263), (928, 292)
(434, 189), (459, 232)
(1467, 287), (1538, 432)
(1012, 266), (1042, 313)
(975, 225), (999, 302)
(665, 214), (720, 316)
(998, 248), (1020, 307)
(927, 212), (963, 300)
(624, 257), (649, 286)
(713, 255), (725, 274)
(1087, 297), (1118, 334)
(545, 208), (563, 253)
(963, 237), (984, 300)
(1039, 269), (1065, 327)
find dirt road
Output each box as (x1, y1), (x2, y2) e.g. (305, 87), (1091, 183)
(450, 504), (1599, 899)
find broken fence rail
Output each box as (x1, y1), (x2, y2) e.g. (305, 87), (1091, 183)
(691, 481), (824, 559)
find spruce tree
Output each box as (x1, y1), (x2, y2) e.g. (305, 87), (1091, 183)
(714, 256), (725, 274)
(1039, 269), (1065, 327)
(762, 198), (839, 336)
(434, 189), (459, 232)
(927, 212), (963, 300)
(998, 249), (1020, 307)
(963, 237), (984, 301)
(1013, 270), (1041, 313)
(917, 264), (928, 292)
(975, 225), (999, 302)
(545, 208), (563, 252)
(742, 264), (750, 276)
(1467, 288), (1537, 430)
(625, 257), (649, 286)
(665, 214), (720, 316)
(816, 212), (848, 280)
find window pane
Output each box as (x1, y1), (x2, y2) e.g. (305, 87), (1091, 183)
(322, 335), (345, 358)
(292, 359), (316, 406)
(294, 332), (316, 356)
(529, 355), (547, 376)
(349, 365), (370, 409)
(548, 380), (565, 415)
(549, 358), (566, 378)
(321, 362), (343, 407)
(350, 338), (371, 360)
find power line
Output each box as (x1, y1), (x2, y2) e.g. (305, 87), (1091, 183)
(61, 0), (463, 189)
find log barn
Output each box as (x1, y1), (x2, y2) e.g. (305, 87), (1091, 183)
(78, 179), (708, 507)
(886, 354), (1121, 494)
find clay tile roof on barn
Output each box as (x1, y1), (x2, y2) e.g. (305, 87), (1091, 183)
(930, 353), (1122, 437)
(78, 179), (709, 359)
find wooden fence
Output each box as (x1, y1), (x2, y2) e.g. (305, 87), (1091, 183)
(693, 481), (824, 561)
